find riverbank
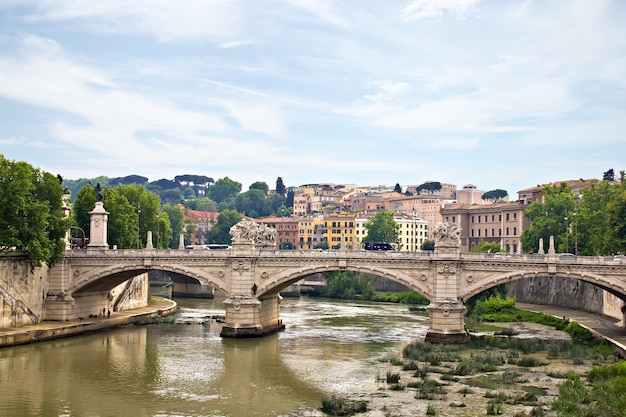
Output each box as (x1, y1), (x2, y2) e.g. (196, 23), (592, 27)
(340, 321), (619, 417)
(0, 297), (177, 348)
(332, 304), (626, 417)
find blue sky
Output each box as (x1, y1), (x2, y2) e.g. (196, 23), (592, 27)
(1, 1), (625, 197)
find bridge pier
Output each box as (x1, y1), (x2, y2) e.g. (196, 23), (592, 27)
(425, 300), (469, 343)
(220, 294), (284, 338)
(425, 223), (470, 343)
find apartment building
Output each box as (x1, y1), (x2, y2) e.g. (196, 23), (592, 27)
(394, 214), (429, 252)
(323, 212), (356, 249)
(255, 216), (299, 249)
(385, 195), (447, 241)
(296, 216), (324, 250)
(440, 202), (530, 253)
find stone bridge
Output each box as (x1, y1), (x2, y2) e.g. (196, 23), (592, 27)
(46, 212), (626, 342)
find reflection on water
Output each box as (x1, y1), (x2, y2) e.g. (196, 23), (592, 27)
(0, 297), (429, 417)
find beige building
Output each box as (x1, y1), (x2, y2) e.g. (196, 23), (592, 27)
(440, 202), (530, 254)
(386, 195), (447, 241)
(517, 178), (597, 204)
(296, 216), (324, 250)
(394, 214), (429, 252)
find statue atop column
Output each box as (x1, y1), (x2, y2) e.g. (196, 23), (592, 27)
(94, 183), (104, 202)
(229, 219), (276, 247)
(433, 222), (461, 257)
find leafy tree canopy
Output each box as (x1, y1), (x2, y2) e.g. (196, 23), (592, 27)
(109, 175), (148, 187)
(0, 154), (69, 267)
(363, 210), (400, 247)
(249, 181), (269, 195)
(209, 177), (242, 204)
(482, 189), (509, 202)
(206, 209), (242, 244)
(174, 174), (213, 187)
(275, 177), (286, 197)
(415, 181), (442, 194)
(520, 183), (575, 254)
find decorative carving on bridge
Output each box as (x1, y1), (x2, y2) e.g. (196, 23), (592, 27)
(437, 263), (457, 279)
(466, 275), (474, 282)
(419, 273), (427, 281)
(434, 222), (461, 247)
(232, 260), (251, 274)
(229, 219), (277, 247)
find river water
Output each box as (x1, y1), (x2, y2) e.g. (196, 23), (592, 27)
(0, 297), (429, 417)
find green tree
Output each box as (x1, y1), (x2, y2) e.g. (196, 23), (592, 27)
(72, 184), (98, 238)
(575, 179), (626, 255)
(187, 196), (217, 212)
(415, 181), (442, 194)
(470, 238), (502, 253)
(481, 189), (508, 203)
(209, 177), (242, 204)
(249, 181), (269, 195)
(363, 211), (400, 247)
(275, 177), (286, 197)
(235, 189), (271, 218)
(421, 240), (435, 251)
(162, 204), (184, 248)
(520, 183), (575, 253)
(0, 155), (69, 267)
(206, 209), (242, 244)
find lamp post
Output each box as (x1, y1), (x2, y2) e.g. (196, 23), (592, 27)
(573, 212), (578, 255)
(564, 216), (568, 253)
(412, 207), (416, 252)
(137, 203), (141, 249)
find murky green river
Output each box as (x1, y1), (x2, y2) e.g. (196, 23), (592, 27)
(0, 297), (429, 417)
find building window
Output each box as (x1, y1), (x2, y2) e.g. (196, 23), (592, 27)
(513, 227), (517, 235)
(471, 216), (474, 223)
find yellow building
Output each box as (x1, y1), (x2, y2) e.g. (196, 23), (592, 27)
(324, 213), (356, 249)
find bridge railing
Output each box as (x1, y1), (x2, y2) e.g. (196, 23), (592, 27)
(63, 248), (626, 265)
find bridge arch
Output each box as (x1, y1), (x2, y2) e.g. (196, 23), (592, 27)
(462, 270), (626, 302)
(256, 264), (433, 301)
(70, 264), (229, 295)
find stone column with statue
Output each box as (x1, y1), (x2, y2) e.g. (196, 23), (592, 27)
(87, 183), (109, 250)
(220, 219), (284, 337)
(425, 222), (469, 343)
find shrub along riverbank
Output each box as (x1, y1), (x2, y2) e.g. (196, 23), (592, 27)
(309, 271), (429, 305)
(318, 291), (625, 416)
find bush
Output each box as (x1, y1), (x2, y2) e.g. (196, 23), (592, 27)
(321, 395), (367, 416)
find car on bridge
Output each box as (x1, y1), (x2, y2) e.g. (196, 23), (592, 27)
(364, 242), (396, 251)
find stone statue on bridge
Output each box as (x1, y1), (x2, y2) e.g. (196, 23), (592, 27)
(229, 219), (276, 247)
(434, 222), (461, 247)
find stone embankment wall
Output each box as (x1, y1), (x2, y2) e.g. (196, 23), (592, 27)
(0, 255), (48, 328)
(508, 277), (623, 320)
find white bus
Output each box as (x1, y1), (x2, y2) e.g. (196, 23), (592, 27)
(185, 244), (231, 250)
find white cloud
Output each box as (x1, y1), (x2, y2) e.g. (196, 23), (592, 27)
(400, 0), (480, 20)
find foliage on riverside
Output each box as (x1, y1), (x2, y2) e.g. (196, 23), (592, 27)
(0, 154), (70, 268)
(553, 361), (626, 416)
(312, 271), (429, 304)
(521, 179), (626, 255)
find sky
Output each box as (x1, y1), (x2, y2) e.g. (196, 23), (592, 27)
(1, 1), (625, 197)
